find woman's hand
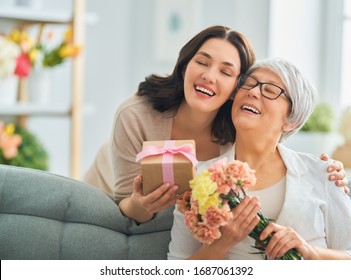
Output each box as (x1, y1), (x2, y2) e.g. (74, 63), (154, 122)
(216, 196), (260, 248)
(190, 196), (261, 260)
(119, 175), (179, 223)
(131, 175), (179, 215)
(260, 223), (351, 260)
(320, 153), (349, 194)
(259, 223), (314, 260)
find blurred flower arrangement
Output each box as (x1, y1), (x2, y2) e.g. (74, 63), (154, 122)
(0, 120), (49, 171)
(177, 158), (302, 260)
(0, 25), (81, 78)
(0, 121), (22, 159)
(0, 35), (22, 78)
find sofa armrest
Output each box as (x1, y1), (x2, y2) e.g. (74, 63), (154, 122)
(0, 165), (172, 259)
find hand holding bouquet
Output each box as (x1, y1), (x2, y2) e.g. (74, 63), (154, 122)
(176, 158), (302, 260)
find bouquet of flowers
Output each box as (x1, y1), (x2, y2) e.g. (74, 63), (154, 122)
(0, 25), (81, 79)
(177, 158), (302, 260)
(0, 34), (28, 78)
(0, 121), (49, 171)
(8, 25), (81, 70)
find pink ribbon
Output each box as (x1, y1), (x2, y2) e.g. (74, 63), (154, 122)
(135, 141), (198, 185)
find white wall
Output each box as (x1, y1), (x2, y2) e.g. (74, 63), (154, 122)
(269, 0), (344, 109)
(82, 0), (133, 178)
(269, 0), (322, 90)
(268, 0), (345, 156)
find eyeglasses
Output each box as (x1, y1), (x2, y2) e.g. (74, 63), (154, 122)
(238, 74), (292, 102)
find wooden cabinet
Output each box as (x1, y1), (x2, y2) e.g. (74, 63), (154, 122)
(0, 0), (85, 179)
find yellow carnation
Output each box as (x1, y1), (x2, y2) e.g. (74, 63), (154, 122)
(4, 123), (15, 135)
(64, 27), (73, 43)
(59, 44), (81, 58)
(190, 170), (219, 214)
(198, 192), (220, 215)
(29, 48), (40, 63)
(8, 29), (21, 43)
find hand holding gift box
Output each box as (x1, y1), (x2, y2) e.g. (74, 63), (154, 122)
(136, 140), (197, 195)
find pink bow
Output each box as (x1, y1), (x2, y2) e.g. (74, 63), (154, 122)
(136, 141), (198, 185)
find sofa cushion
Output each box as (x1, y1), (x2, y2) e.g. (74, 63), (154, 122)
(0, 165), (173, 259)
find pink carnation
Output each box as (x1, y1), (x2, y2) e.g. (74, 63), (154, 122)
(14, 53), (31, 77)
(225, 160), (256, 190)
(194, 224), (221, 245)
(208, 157), (227, 172)
(209, 169), (231, 194)
(0, 134), (22, 159)
(176, 191), (192, 214)
(184, 210), (199, 233)
(183, 158), (259, 245)
(203, 204), (233, 228)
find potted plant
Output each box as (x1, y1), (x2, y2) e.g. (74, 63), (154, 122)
(5, 26), (81, 104)
(0, 121), (49, 171)
(300, 102), (334, 132)
(0, 34), (30, 105)
(284, 102), (343, 156)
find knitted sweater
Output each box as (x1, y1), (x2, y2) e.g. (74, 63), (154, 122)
(84, 93), (232, 202)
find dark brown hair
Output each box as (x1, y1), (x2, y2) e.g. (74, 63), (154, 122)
(137, 25), (256, 144)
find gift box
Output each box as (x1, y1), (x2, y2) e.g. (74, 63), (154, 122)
(136, 140), (197, 195)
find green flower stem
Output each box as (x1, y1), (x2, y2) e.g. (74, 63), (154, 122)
(42, 45), (65, 67)
(221, 191), (302, 260)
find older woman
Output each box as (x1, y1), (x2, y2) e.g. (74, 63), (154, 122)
(168, 57), (351, 260)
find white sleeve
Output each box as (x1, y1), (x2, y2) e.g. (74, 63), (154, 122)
(324, 179), (351, 254)
(167, 207), (202, 260)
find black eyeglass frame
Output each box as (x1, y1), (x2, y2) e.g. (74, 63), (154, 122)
(237, 74), (292, 103)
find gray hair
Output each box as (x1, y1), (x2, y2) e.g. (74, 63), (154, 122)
(246, 57), (318, 141)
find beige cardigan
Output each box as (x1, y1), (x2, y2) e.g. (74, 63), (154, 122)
(84, 94), (174, 200)
(84, 93), (232, 202)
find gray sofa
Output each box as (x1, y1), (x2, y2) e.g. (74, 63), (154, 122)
(0, 164), (173, 260)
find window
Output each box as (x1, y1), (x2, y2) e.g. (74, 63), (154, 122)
(340, 0), (351, 108)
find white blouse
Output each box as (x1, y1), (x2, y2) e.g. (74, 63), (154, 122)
(167, 144), (351, 260)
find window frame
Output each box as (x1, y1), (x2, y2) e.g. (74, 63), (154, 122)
(340, 0), (351, 109)
(319, 0), (344, 110)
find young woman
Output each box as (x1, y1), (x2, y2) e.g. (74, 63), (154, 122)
(84, 26), (348, 223)
(167, 57), (351, 260)
(84, 25), (255, 222)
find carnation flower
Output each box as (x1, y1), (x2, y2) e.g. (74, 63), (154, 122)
(203, 204), (233, 228)
(0, 121), (22, 160)
(177, 159), (302, 260)
(0, 121), (48, 170)
(1, 26), (82, 78)
(190, 170), (219, 214)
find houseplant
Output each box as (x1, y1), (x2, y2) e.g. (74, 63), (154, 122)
(8, 26), (81, 70)
(0, 121), (49, 171)
(6, 26), (81, 104)
(283, 102), (343, 156)
(300, 102), (333, 132)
